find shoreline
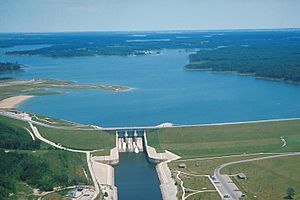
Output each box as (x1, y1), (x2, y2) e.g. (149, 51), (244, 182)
(100, 117), (300, 131)
(0, 95), (34, 109)
(184, 67), (300, 85)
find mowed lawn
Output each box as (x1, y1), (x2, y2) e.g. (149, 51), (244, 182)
(147, 120), (300, 159)
(185, 192), (220, 200)
(37, 126), (115, 150)
(221, 156), (300, 200)
(0, 115), (115, 151)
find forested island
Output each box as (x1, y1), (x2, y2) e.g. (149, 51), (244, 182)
(185, 37), (300, 83)
(0, 62), (24, 73)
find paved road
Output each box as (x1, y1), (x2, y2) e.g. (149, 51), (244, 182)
(214, 152), (300, 200)
(0, 111), (98, 131)
(28, 122), (100, 200)
(101, 117), (300, 131)
(2, 110), (300, 132)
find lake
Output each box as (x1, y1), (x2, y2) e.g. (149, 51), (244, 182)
(1, 47), (300, 128)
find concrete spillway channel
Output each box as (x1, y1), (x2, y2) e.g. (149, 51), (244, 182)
(117, 130), (144, 153)
(92, 130), (180, 200)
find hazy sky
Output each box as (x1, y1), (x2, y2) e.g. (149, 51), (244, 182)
(1, 0), (300, 33)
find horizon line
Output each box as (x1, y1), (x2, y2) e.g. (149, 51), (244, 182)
(1, 27), (300, 34)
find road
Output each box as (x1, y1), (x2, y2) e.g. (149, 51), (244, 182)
(100, 117), (300, 131)
(0, 111), (97, 131)
(213, 152), (300, 200)
(2, 110), (300, 132)
(28, 122), (100, 200)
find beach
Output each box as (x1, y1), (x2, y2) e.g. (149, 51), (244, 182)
(0, 95), (34, 109)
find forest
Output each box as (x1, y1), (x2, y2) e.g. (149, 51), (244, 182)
(0, 121), (88, 199)
(185, 36), (300, 82)
(0, 62), (23, 73)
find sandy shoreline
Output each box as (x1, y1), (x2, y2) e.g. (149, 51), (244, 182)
(0, 95), (34, 109)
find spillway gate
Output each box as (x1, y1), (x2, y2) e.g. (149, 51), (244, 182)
(116, 130), (145, 153)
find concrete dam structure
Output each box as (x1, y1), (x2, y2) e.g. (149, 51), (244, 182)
(116, 130), (144, 153)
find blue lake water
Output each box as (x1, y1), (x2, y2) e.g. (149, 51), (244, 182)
(1, 46), (300, 127)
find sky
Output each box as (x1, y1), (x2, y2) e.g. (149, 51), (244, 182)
(0, 0), (300, 33)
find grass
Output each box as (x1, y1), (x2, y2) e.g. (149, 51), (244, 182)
(32, 149), (91, 184)
(26, 91), (64, 96)
(0, 107), (115, 152)
(0, 114), (29, 129)
(0, 115), (51, 149)
(147, 119), (300, 159)
(91, 149), (111, 156)
(185, 192), (220, 200)
(42, 193), (68, 200)
(221, 156), (300, 200)
(179, 174), (214, 190)
(169, 154), (277, 175)
(28, 112), (90, 128)
(8, 182), (38, 200)
(170, 154), (274, 200)
(37, 125), (115, 151)
(169, 152), (300, 200)
(0, 78), (129, 101)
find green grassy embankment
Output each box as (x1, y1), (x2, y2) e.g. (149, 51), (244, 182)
(147, 119), (300, 159)
(185, 192), (221, 200)
(221, 156), (300, 200)
(170, 154), (275, 175)
(149, 120), (300, 200)
(0, 115), (92, 200)
(28, 112), (92, 128)
(171, 154), (276, 200)
(0, 113), (115, 151)
(37, 126), (115, 151)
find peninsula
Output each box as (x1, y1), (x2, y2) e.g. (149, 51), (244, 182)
(185, 42), (300, 83)
(0, 78), (130, 104)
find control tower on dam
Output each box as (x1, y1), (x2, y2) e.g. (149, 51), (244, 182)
(116, 130), (144, 153)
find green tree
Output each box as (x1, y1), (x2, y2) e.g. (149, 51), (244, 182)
(285, 187), (295, 199)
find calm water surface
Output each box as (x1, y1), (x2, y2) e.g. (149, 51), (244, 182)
(1, 46), (300, 127)
(115, 153), (162, 200)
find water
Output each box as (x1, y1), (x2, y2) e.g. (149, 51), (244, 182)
(1, 47), (300, 128)
(2, 44), (300, 199)
(115, 153), (162, 200)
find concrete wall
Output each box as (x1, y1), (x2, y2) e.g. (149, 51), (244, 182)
(143, 132), (167, 163)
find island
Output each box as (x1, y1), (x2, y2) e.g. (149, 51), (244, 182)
(185, 44), (300, 83)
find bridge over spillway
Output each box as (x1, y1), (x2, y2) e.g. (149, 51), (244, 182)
(101, 122), (174, 131)
(116, 130), (145, 153)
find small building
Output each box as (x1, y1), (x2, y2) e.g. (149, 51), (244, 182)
(178, 163), (187, 168)
(185, 188), (193, 193)
(66, 190), (77, 198)
(237, 173), (247, 179)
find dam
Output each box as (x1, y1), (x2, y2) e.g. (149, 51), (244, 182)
(116, 130), (144, 153)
